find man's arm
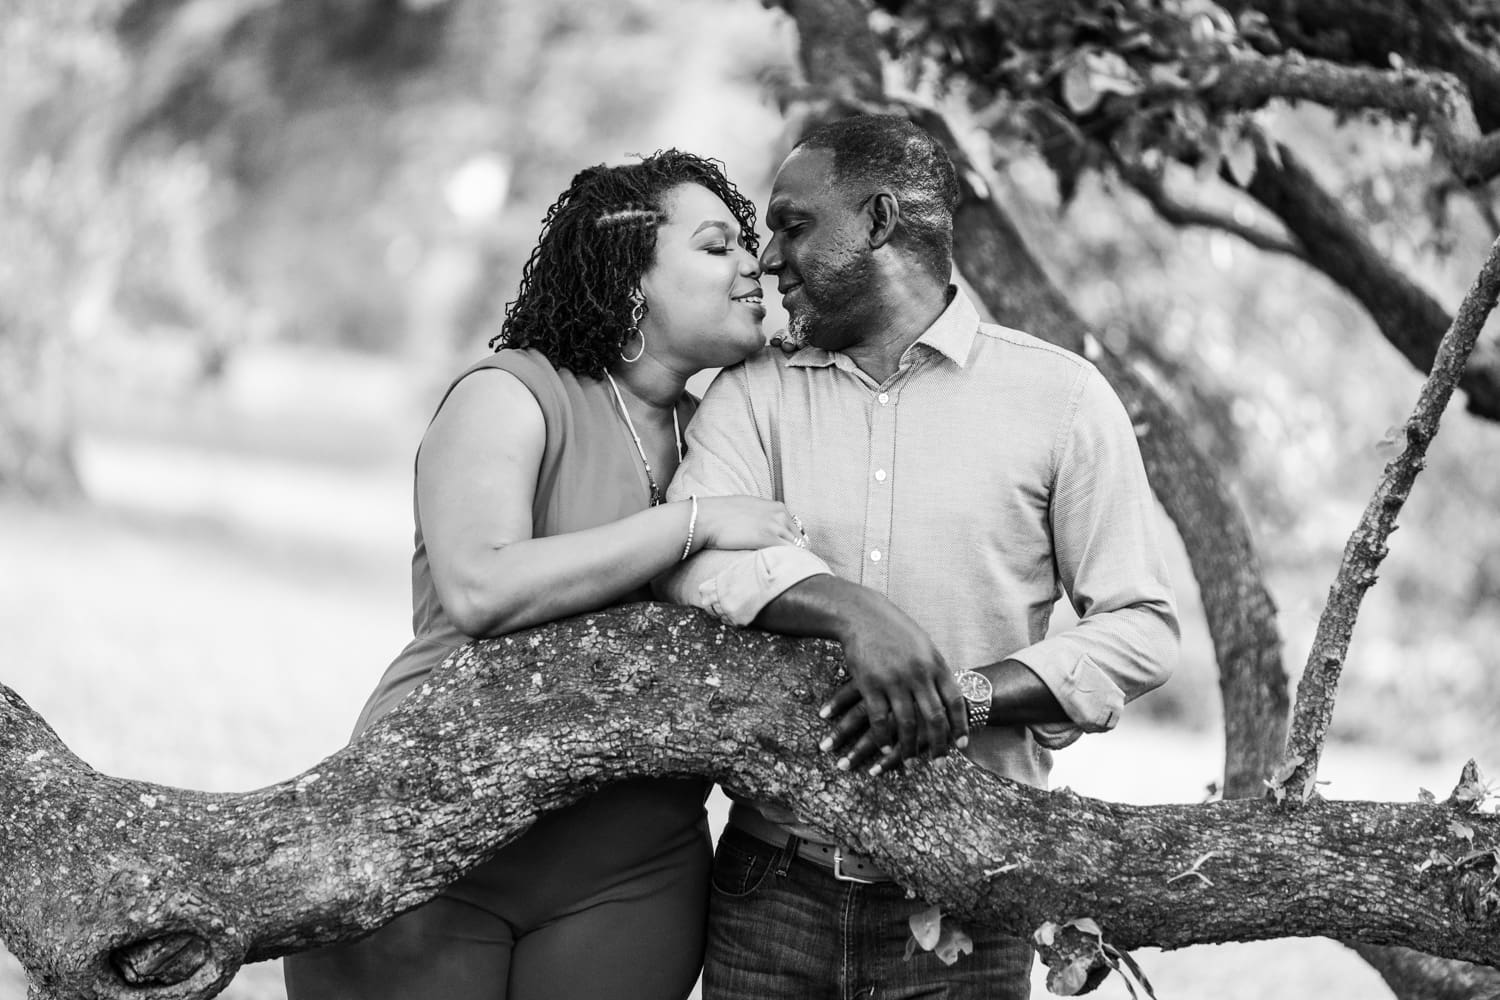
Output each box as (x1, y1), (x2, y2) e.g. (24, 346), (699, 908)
(998, 365), (1180, 746)
(750, 576), (968, 774)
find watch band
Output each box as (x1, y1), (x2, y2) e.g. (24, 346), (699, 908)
(957, 670), (992, 729)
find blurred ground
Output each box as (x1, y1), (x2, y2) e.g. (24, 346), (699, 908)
(0, 345), (1486, 999)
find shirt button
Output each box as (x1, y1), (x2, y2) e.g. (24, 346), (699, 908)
(870, 549), (882, 562)
(877, 392), (890, 405)
(874, 469), (887, 482)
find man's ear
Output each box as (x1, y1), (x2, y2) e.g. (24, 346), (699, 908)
(866, 191), (899, 249)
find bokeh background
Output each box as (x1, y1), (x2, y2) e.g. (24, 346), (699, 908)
(3, 1), (1499, 997)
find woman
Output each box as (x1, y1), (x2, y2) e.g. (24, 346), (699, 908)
(284, 150), (800, 1000)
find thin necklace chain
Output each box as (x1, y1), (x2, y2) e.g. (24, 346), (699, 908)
(604, 371), (682, 507)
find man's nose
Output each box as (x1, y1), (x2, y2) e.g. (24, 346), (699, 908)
(759, 236), (783, 275)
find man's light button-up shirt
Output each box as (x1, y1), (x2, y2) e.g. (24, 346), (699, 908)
(664, 287), (1178, 788)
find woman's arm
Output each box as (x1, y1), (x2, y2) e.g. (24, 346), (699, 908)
(419, 369), (796, 638)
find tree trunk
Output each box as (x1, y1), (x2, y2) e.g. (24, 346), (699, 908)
(2, 604), (1498, 1000)
(0, 329), (79, 499)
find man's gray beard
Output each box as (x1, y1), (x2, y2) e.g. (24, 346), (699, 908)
(783, 311), (814, 348)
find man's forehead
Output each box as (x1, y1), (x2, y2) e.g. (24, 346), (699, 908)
(769, 146), (835, 209)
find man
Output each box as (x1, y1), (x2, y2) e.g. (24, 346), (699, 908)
(662, 115), (1178, 999)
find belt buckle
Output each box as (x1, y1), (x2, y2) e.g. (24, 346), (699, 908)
(832, 846), (877, 884)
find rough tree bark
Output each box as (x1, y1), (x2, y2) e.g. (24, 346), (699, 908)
(4, 602), (1500, 1000)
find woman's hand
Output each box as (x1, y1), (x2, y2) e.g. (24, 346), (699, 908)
(694, 496), (805, 552)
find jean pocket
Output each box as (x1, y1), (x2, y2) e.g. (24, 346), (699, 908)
(710, 831), (777, 898)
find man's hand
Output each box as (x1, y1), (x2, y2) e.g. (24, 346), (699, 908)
(817, 592), (968, 775)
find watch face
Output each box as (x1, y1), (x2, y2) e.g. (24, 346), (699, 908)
(957, 671), (991, 700)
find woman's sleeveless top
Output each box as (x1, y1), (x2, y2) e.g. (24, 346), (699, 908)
(353, 348), (695, 735)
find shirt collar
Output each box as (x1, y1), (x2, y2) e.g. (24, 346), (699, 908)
(782, 286), (980, 370)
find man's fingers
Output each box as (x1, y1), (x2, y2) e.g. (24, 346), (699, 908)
(818, 681), (860, 722)
(868, 743), (905, 777)
(884, 689), (920, 762)
(818, 698), (869, 754)
(940, 673), (970, 749)
(913, 685), (952, 760)
(838, 732), (887, 772)
(861, 691), (895, 752)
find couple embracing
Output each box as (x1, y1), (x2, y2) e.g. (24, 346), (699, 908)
(286, 114), (1179, 1000)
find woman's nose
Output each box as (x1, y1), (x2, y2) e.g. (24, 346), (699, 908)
(739, 246), (761, 278)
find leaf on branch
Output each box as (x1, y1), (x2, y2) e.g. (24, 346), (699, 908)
(1035, 917), (1114, 996)
(1235, 9), (1280, 52)
(906, 906), (974, 966)
(1375, 424), (1408, 459)
(1053, 957), (1094, 996)
(934, 922), (975, 965)
(1063, 60), (1102, 114)
(1148, 62), (1190, 90)
(1225, 133), (1257, 188)
(1066, 917), (1104, 937)
(909, 904), (942, 951)
(1264, 754), (1306, 804)
(1034, 920), (1057, 947)
(1417, 849), (1456, 873)
(1450, 764), (1492, 812)
(1063, 50), (1142, 113)
(1452, 819), (1477, 842)
(1302, 776), (1330, 804)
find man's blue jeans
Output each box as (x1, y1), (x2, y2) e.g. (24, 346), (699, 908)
(703, 826), (1033, 1000)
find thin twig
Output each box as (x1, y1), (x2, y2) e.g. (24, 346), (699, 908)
(1280, 233), (1500, 804)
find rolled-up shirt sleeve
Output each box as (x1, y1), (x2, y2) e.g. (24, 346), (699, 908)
(659, 361), (832, 624)
(1009, 366), (1179, 741)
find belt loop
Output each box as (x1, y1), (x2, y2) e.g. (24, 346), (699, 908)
(775, 834), (802, 877)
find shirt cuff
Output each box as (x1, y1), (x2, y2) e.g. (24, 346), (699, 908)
(698, 546), (833, 626)
(1029, 721), (1084, 751)
(1009, 647), (1126, 736)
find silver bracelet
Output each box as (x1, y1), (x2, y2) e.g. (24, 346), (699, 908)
(680, 494), (698, 561)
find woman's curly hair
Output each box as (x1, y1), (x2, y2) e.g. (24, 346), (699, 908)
(491, 150), (760, 378)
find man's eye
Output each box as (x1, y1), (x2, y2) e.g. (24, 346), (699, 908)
(705, 246), (731, 255)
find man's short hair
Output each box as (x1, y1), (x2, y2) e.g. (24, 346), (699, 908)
(794, 115), (958, 280)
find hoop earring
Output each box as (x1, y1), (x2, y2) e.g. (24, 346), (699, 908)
(620, 327), (646, 364)
(621, 293), (647, 363)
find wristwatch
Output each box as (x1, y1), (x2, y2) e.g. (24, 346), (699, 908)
(956, 670), (993, 729)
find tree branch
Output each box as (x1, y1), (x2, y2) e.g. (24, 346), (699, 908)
(1112, 158), (1304, 258)
(1224, 0), (1500, 132)
(1202, 55), (1497, 183)
(5, 604), (1500, 1000)
(1282, 233), (1500, 802)
(1244, 138), (1500, 420)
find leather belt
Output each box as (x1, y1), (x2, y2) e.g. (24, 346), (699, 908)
(726, 804), (894, 884)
